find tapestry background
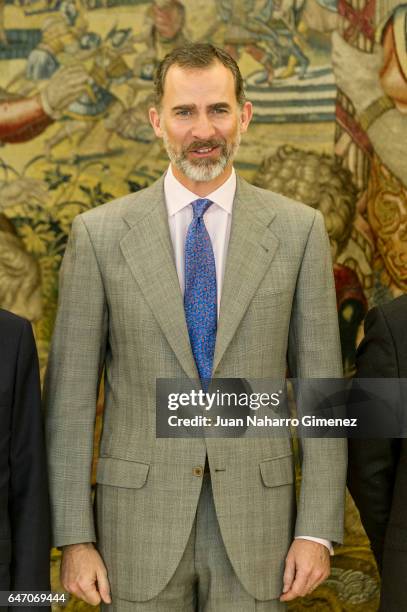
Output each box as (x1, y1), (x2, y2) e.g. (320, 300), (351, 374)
(1, 0), (406, 609)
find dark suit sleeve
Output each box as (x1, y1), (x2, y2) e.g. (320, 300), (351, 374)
(9, 320), (51, 591)
(347, 305), (401, 570)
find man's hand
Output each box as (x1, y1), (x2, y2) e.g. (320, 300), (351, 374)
(280, 539), (330, 602)
(61, 542), (111, 606)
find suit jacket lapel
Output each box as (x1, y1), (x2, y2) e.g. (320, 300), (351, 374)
(119, 174), (279, 379)
(120, 177), (199, 380)
(213, 176), (280, 372)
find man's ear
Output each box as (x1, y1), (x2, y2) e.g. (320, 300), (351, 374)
(240, 101), (253, 134)
(149, 107), (163, 138)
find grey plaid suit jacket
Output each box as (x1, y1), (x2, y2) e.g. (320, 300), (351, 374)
(45, 174), (346, 603)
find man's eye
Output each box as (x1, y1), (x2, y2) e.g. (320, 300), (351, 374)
(212, 108), (228, 114)
(176, 110), (192, 116)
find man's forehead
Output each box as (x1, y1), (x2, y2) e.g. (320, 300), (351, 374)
(163, 62), (235, 97)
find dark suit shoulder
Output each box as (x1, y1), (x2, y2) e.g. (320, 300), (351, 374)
(0, 311), (35, 442)
(378, 295), (407, 328)
(358, 296), (407, 377)
(0, 309), (29, 340)
(367, 296), (407, 352)
(376, 295), (407, 376)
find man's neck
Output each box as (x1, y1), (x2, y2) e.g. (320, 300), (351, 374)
(171, 164), (233, 197)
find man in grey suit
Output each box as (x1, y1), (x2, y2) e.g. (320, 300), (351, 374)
(45, 44), (347, 611)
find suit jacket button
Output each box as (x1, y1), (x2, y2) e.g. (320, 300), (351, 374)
(193, 466), (203, 477)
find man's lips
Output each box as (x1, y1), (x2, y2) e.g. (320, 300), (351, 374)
(188, 145), (221, 158)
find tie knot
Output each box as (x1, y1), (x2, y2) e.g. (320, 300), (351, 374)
(191, 198), (213, 219)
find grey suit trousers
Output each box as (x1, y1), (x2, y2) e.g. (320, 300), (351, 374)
(102, 473), (286, 612)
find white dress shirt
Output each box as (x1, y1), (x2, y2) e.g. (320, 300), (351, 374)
(165, 164), (234, 314)
(163, 164), (333, 555)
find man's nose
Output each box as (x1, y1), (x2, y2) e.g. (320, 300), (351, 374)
(191, 114), (216, 140)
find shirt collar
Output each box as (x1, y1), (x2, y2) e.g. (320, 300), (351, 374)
(164, 164), (236, 216)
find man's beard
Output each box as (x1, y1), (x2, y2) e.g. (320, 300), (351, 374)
(162, 126), (241, 182)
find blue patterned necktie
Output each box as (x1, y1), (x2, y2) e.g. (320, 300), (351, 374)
(184, 198), (217, 387)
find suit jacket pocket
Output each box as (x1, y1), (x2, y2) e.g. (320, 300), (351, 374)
(259, 454), (294, 488)
(252, 287), (289, 305)
(96, 457), (149, 489)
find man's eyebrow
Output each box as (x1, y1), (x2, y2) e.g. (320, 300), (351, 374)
(208, 102), (231, 110)
(171, 102), (232, 112)
(171, 104), (196, 112)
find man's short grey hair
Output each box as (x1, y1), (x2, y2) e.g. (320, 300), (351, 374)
(154, 43), (246, 107)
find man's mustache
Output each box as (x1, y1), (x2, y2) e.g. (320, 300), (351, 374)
(185, 139), (226, 153)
